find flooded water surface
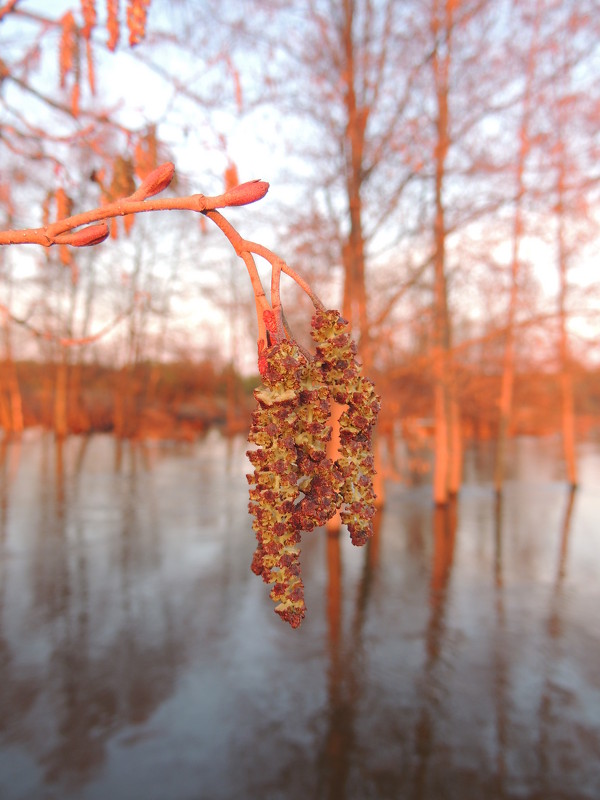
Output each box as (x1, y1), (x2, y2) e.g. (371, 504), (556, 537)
(0, 432), (599, 799)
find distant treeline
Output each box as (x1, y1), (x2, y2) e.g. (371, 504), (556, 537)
(377, 361), (600, 440)
(2, 358), (600, 441)
(1, 359), (257, 440)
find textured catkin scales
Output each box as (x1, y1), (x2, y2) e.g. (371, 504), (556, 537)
(311, 309), (381, 546)
(247, 341), (306, 629)
(293, 358), (342, 531)
(248, 311), (380, 628)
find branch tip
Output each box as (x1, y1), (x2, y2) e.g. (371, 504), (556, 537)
(220, 179), (269, 207)
(132, 161), (176, 200)
(53, 222), (110, 247)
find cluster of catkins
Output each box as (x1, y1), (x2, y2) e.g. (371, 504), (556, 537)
(247, 309), (380, 628)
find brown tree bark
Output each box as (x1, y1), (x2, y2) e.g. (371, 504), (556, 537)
(0, 354), (24, 437)
(54, 356), (69, 440)
(430, 0), (454, 506)
(494, 1), (540, 492)
(556, 183), (577, 487)
(547, 5), (594, 488)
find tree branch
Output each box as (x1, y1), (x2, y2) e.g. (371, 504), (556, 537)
(0, 165), (269, 247)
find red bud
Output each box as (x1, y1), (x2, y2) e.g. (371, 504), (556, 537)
(134, 161), (176, 200)
(54, 222), (110, 247)
(220, 179), (269, 207)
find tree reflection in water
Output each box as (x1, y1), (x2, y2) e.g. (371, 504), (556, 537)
(317, 511), (382, 800)
(0, 435), (195, 793)
(0, 432), (599, 800)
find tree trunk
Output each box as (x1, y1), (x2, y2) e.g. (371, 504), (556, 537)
(68, 360), (88, 434)
(7, 359), (23, 434)
(554, 65), (577, 488)
(0, 371), (11, 433)
(557, 213), (577, 487)
(0, 314), (24, 435)
(495, 0), (540, 492)
(54, 357), (69, 440)
(340, 0), (370, 363)
(431, 0), (454, 505)
(432, 351), (450, 505)
(448, 396), (462, 496)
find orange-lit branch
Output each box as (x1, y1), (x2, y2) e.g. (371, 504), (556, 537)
(0, 161), (331, 365)
(0, 0), (20, 23)
(0, 162), (324, 354)
(0, 163), (322, 320)
(201, 208), (326, 349)
(0, 164), (269, 247)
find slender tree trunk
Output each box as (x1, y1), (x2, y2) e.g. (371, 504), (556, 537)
(0, 358), (24, 435)
(0, 371), (11, 433)
(114, 365), (135, 438)
(557, 211), (577, 487)
(495, 0), (540, 492)
(7, 359), (23, 434)
(553, 50), (577, 488)
(338, 0), (385, 511)
(68, 360), (88, 433)
(340, 0), (370, 362)
(432, 351), (450, 505)
(54, 357), (69, 440)
(431, 0), (454, 505)
(495, 214), (521, 492)
(448, 396), (462, 495)
(0, 304), (24, 436)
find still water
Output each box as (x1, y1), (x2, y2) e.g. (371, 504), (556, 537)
(0, 431), (599, 800)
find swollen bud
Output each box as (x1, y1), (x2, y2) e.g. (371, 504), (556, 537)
(132, 161), (176, 200)
(219, 179), (269, 207)
(54, 222), (110, 247)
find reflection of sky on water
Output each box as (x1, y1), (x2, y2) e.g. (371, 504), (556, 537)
(0, 431), (599, 799)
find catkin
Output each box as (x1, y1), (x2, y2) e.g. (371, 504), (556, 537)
(126, 0), (150, 46)
(247, 341), (306, 629)
(248, 310), (380, 627)
(81, 0), (97, 39)
(106, 0), (120, 51)
(311, 309), (380, 546)
(59, 12), (77, 88)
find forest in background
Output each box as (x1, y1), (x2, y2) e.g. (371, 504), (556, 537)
(4, 356), (600, 444)
(1, 0), (600, 501)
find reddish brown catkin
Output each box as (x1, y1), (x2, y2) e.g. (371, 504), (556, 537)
(292, 357), (342, 531)
(81, 0), (96, 39)
(106, 0), (120, 51)
(126, 0), (150, 46)
(311, 309), (381, 546)
(59, 12), (77, 88)
(247, 341), (306, 629)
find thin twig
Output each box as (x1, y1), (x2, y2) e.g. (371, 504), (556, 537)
(248, 240), (325, 310)
(203, 209), (271, 347)
(0, 0), (19, 23)
(0, 302), (130, 347)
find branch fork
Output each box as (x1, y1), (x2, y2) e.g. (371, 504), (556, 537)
(0, 161), (322, 352)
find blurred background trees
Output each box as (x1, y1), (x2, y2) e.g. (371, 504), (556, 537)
(1, 0), (599, 501)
